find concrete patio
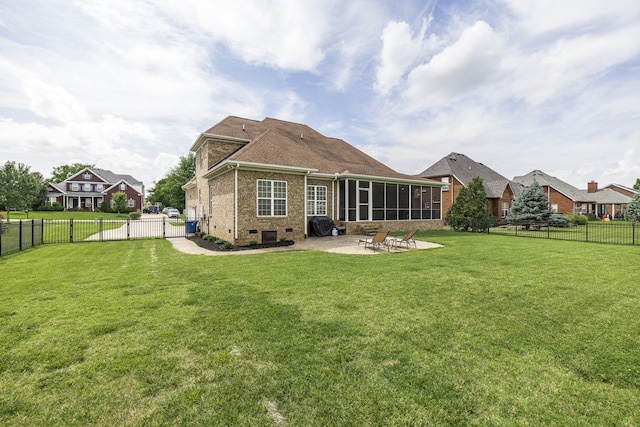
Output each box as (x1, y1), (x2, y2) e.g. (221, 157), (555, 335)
(168, 234), (442, 256)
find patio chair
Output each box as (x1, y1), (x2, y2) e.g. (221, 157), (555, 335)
(358, 230), (390, 252)
(394, 230), (418, 249)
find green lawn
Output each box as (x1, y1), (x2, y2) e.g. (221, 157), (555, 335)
(1, 210), (132, 221)
(1, 232), (640, 425)
(490, 221), (638, 245)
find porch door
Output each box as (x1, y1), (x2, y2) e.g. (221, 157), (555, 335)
(358, 181), (370, 221)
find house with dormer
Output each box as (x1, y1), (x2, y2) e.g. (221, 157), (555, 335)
(182, 116), (446, 245)
(47, 168), (144, 211)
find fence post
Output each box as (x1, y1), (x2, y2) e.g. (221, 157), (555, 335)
(70, 218), (74, 243)
(19, 220), (23, 251)
(633, 221), (636, 246)
(100, 218), (103, 242)
(31, 219), (34, 247)
(163, 217), (166, 239)
(585, 220), (588, 243)
(127, 218), (130, 240)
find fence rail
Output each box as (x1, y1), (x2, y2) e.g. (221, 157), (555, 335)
(0, 218), (187, 256)
(452, 217), (638, 246)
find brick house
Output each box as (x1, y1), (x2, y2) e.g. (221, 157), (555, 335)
(513, 170), (632, 218)
(47, 168), (144, 211)
(417, 153), (523, 218)
(183, 116), (446, 245)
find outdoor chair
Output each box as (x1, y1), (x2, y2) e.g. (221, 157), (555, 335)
(358, 230), (390, 252)
(394, 230), (418, 249)
(332, 219), (346, 234)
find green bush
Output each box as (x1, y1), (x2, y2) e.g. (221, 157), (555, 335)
(587, 212), (598, 221)
(100, 202), (114, 213)
(128, 211), (141, 220)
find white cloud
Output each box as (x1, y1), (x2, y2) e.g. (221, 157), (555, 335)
(404, 21), (504, 106)
(374, 19), (430, 95)
(23, 79), (89, 122)
(498, 0), (640, 36)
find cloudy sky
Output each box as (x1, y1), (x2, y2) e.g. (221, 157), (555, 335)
(1, 0), (639, 191)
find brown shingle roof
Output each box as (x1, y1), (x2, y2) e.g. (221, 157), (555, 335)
(204, 116), (427, 181)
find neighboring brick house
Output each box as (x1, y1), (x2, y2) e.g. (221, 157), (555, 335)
(417, 153), (523, 218)
(183, 116), (446, 245)
(47, 168), (144, 211)
(604, 183), (639, 199)
(512, 170), (632, 218)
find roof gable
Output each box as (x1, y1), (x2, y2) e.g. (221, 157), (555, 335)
(418, 152), (515, 198)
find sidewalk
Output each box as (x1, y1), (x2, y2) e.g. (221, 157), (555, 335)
(168, 234), (442, 256)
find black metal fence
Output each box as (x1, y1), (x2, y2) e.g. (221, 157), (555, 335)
(0, 219), (44, 256)
(0, 218), (187, 257)
(451, 217), (638, 246)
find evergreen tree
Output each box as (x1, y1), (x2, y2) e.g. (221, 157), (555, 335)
(626, 192), (640, 222)
(633, 178), (640, 191)
(445, 176), (489, 231)
(507, 180), (550, 227)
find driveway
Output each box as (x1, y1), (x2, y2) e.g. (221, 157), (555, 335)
(84, 214), (185, 241)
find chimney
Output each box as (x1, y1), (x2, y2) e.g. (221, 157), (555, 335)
(587, 181), (598, 193)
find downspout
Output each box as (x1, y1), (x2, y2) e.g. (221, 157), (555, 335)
(304, 170), (312, 238)
(234, 164), (239, 241)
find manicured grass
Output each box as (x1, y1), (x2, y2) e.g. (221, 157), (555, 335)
(490, 221), (638, 245)
(1, 210), (131, 221)
(1, 232), (640, 425)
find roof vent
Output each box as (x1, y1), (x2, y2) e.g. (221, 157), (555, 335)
(242, 124), (245, 131)
(300, 133), (304, 139)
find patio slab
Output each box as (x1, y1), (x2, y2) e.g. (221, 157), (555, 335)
(168, 234), (442, 256)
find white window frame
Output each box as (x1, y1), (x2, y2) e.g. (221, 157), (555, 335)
(71, 183), (79, 191)
(84, 183), (92, 192)
(119, 183), (126, 191)
(551, 204), (558, 213)
(441, 177), (449, 191)
(501, 202), (509, 218)
(83, 173), (91, 180)
(307, 185), (327, 216)
(127, 198), (136, 208)
(257, 180), (287, 217)
(96, 184), (104, 192)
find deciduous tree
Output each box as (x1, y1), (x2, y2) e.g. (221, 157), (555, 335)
(0, 161), (46, 220)
(147, 154), (195, 211)
(111, 191), (127, 214)
(50, 163), (96, 182)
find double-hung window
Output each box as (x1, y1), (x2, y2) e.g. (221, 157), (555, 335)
(307, 185), (327, 216)
(257, 180), (287, 216)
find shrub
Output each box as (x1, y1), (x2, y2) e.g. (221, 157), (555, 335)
(280, 237), (288, 242)
(128, 211), (141, 220)
(587, 212), (598, 221)
(222, 242), (233, 249)
(100, 202), (114, 213)
(249, 240), (258, 246)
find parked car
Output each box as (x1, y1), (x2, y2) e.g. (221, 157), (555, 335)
(166, 208), (180, 219)
(148, 205), (159, 214)
(548, 213), (570, 227)
(162, 207), (172, 214)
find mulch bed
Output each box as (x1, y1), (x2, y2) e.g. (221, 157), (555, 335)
(187, 235), (295, 252)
